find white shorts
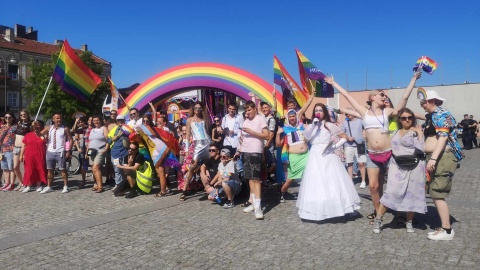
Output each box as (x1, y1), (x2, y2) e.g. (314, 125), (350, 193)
(345, 147), (366, 164)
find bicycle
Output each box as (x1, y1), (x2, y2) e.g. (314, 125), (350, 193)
(54, 150), (81, 175)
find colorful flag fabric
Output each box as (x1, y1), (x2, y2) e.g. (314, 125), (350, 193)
(107, 76), (120, 111)
(413, 56), (438, 75)
(274, 56), (308, 107)
(274, 56), (296, 108)
(296, 49), (334, 98)
(53, 40), (102, 101)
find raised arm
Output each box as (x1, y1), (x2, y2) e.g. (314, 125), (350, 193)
(148, 101), (157, 124)
(338, 108), (362, 118)
(392, 71), (422, 114)
(297, 89), (315, 119)
(325, 76), (368, 116)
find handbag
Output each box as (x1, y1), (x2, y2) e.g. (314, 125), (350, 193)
(356, 142), (366, 155)
(136, 161), (155, 194)
(87, 148), (98, 157)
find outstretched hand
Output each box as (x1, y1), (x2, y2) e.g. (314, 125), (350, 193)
(324, 75), (335, 85)
(413, 71), (422, 80)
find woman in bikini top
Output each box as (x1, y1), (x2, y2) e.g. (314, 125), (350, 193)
(325, 72), (421, 222)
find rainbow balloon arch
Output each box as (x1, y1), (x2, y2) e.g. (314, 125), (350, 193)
(119, 62), (282, 119)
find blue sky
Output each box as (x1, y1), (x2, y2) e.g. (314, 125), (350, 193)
(4, 0), (480, 91)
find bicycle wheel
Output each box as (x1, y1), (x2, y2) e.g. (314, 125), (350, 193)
(68, 155), (81, 175)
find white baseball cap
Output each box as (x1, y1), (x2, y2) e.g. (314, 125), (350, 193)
(425, 90), (446, 101)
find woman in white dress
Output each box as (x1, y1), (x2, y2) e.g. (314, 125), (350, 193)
(296, 103), (361, 221)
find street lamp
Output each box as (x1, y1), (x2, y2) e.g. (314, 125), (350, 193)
(1, 53), (17, 112)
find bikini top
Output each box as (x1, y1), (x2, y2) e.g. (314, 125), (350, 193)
(363, 109), (389, 130)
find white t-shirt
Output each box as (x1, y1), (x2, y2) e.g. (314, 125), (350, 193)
(221, 114), (243, 148)
(218, 160), (239, 182)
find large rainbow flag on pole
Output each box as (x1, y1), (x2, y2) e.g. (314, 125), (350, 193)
(296, 49), (334, 98)
(274, 56), (296, 109)
(274, 56), (308, 108)
(53, 40), (102, 101)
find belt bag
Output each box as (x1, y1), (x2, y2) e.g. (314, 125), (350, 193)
(87, 148), (97, 157)
(392, 153), (425, 170)
(356, 142), (366, 155)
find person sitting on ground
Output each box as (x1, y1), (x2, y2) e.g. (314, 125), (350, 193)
(209, 148), (242, 208)
(116, 142), (144, 199)
(199, 143), (221, 200)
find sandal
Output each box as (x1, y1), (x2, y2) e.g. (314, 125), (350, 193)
(179, 193), (186, 201)
(155, 191), (172, 197)
(367, 212), (376, 220)
(91, 184), (98, 191)
(78, 181), (86, 189)
(95, 188), (105, 193)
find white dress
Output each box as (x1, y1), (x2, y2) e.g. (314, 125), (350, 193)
(296, 121), (361, 221)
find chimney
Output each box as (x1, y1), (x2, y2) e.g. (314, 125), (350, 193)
(5, 28), (14, 42)
(54, 40), (64, 46)
(81, 44), (88, 51)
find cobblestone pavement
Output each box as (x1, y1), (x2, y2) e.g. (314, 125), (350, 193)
(0, 149), (479, 270)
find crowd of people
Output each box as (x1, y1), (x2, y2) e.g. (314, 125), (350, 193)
(0, 72), (469, 241)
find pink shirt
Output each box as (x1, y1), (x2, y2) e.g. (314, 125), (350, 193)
(239, 114), (267, 153)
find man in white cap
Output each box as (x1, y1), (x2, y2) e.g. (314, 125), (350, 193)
(420, 90), (463, 241)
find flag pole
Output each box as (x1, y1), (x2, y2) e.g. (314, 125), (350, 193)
(273, 83), (277, 116)
(34, 76), (53, 121)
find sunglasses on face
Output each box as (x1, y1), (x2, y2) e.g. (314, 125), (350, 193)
(128, 147), (137, 151)
(214, 119), (220, 122)
(399, 116), (413, 121)
(220, 155), (228, 159)
(209, 149), (217, 152)
(377, 93), (385, 97)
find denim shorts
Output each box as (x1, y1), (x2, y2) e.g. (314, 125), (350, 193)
(13, 147), (21, 156)
(209, 180), (242, 197)
(1, 151), (14, 170)
(46, 151), (67, 170)
(365, 150), (390, 172)
(242, 152), (262, 180)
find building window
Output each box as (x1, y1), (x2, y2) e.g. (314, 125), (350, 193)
(8, 64), (18, 80)
(7, 92), (19, 108)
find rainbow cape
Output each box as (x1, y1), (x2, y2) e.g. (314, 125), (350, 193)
(53, 40), (101, 101)
(296, 49), (334, 98)
(413, 56), (438, 75)
(107, 76), (120, 111)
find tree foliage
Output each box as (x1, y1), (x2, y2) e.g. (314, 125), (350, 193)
(23, 48), (109, 125)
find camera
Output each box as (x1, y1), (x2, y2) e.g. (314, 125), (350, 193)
(276, 118), (285, 127)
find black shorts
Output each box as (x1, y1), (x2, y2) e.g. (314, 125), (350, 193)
(242, 152), (262, 180)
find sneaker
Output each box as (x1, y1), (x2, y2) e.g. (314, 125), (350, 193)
(21, 186), (31, 193)
(13, 184), (22, 191)
(4, 183), (14, 191)
(223, 201), (234, 209)
(0, 183), (8, 190)
(18, 185), (26, 192)
(373, 218), (383, 234)
(254, 208), (264, 220)
(111, 185), (118, 192)
(427, 228), (454, 241)
(125, 190), (138, 199)
(359, 182), (366, 189)
(243, 204), (255, 213)
(61, 186), (69, 194)
(406, 221), (415, 233)
(428, 227), (442, 235)
(279, 194), (285, 203)
(40, 186), (53, 194)
(36, 186), (43, 192)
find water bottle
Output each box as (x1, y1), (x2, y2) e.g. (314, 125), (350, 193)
(214, 192), (222, 203)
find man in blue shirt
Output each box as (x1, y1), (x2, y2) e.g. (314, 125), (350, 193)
(108, 115), (129, 196)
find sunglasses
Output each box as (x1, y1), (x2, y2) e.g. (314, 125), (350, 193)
(209, 149), (217, 152)
(128, 147), (137, 151)
(399, 116), (413, 121)
(377, 93), (385, 97)
(214, 119), (220, 122)
(220, 155), (228, 159)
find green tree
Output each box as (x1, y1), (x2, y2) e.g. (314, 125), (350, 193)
(23, 48), (109, 126)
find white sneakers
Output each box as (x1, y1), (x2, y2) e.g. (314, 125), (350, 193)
(21, 186), (31, 193)
(61, 186), (69, 194)
(36, 186), (43, 192)
(372, 218), (382, 234)
(242, 203), (264, 220)
(359, 182), (366, 189)
(428, 228), (454, 241)
(406, 221), (415, 233)
(243, 204), (255, 213)
(40, 186), (53, 194)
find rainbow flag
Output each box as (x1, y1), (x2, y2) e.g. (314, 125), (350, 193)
(107, 76), (120, 111)
(296, 49), (334, 98)
(274, 56), (308, 108)
(53, 40), (102, 101)
(413, 56), (438, 75)
(274, 56), (296, 109)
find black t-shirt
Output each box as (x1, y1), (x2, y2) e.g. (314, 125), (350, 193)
(459, 119), (469, 129)
(133, 153), (145, 166)
(203, 156), (221, 177)
(468, 119), (477, 132)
